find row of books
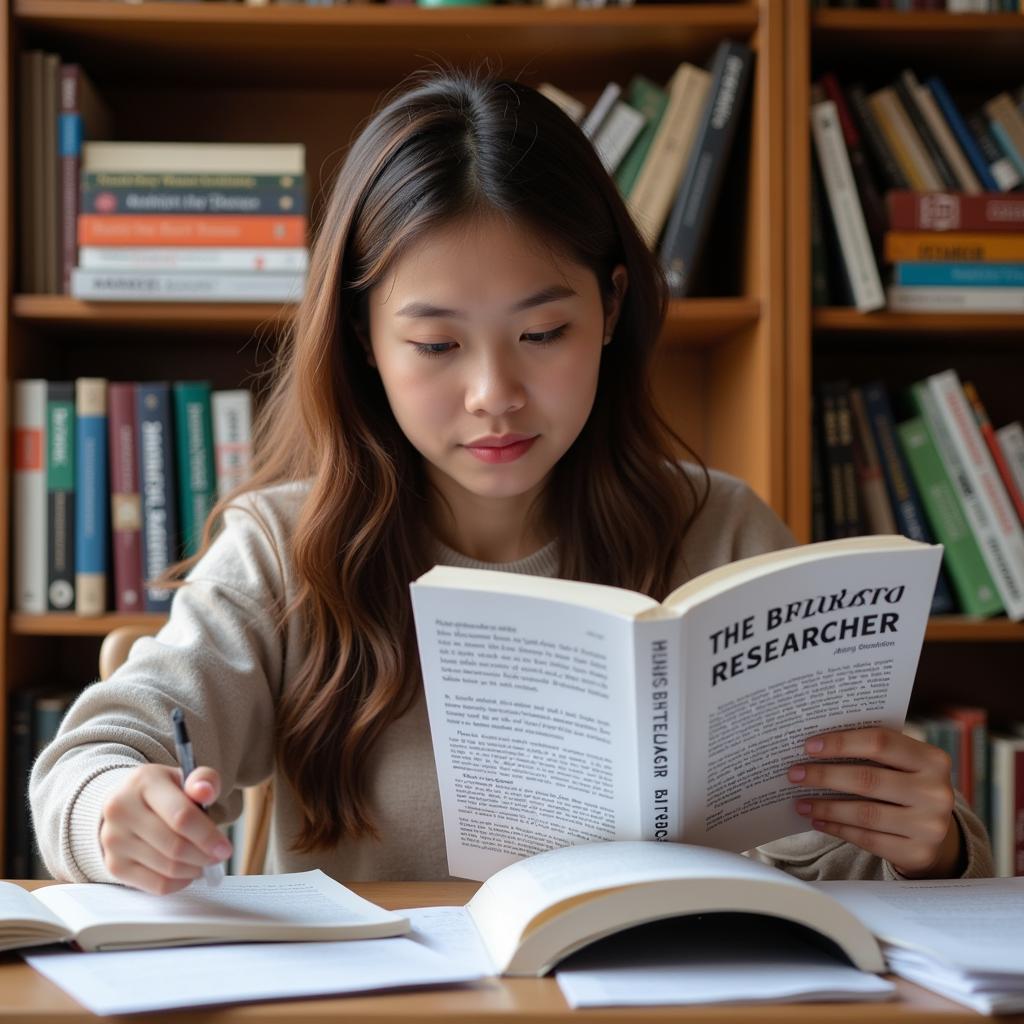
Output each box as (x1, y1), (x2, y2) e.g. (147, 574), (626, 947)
(811, 369), (1024, 620)
(542, 38), (753, 298)
(810, 70), (1024, 312)
(11, 380), (254, 616)
(4, 687), (246, 879)
(19, 52), (309, 301)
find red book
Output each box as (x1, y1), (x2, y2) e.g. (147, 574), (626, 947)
(964, 381), (1024, 528)
(78, 214), (306, 248)
(108, 382), (144, 612)
(943, 706), (986, 816)
(887, 191), (1024, 232)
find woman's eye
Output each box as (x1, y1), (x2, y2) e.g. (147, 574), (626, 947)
(411, 342), (457, 359)
(521, 324), (568, 344)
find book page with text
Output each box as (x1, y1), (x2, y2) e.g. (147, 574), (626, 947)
(677, 544), (941, 852)
(411, 583), (642, 880)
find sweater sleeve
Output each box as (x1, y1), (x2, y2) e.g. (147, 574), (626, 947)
(28, 493), (290, 883)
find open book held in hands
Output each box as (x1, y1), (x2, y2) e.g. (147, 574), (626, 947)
(0, 870), (408, 953)
(411, 535), (943, 881)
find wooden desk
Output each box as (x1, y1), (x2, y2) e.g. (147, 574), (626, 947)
(0, 880), (1016, 1023)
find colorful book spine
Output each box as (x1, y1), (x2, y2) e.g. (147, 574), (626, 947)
(846, 83), (910, 192)
(614, 75), (668, 199)
(173, 381), (216, 558)
(963, 382), (1024, 527)
(886, 191), (1024, 232)
(849, 386), (897, 535)
(74, 377), (108, 615)
(107, 382), (144, 613)
(990, 735), (1024, 876)
(136, 382), (179, 613)
(69, 270), (304, 303)
(965, 110), (1021, 192)
(58, 66), (83, 295)
(892, 263), (1024, 288)
(212, 390), (254, 498)
(926, 77), (1001, 193)
(885, 232), (1024, 263)
(77, 214), (306, 247)
(886, 286), (1024, 313)
(78, 247), (309, 273)
(943, 706), (988, 829)
(46, 381), (75, 611)
(79, 186), (307, 216)
(660, 40), (754, 298)
(862, 381), (955, 615)
(894, 71), (959, 190)
(897, 416), (1003, 617)
(12, 380), (47, 614)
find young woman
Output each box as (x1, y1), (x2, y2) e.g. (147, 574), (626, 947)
(31, 71), (991, 895)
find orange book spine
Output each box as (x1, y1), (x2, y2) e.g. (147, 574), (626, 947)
(78, 214), (306, 247)
(885, 231), (1024, 263)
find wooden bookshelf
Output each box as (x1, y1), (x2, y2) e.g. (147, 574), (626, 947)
(1, 0), (787, 870)
(785, 5), (1024, 720)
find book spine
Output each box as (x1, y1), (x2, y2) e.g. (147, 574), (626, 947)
(894, 72), (960, 189)
(12, 380), (48, 613)
(809, 159), (832, 307)
(74, 378), (108, 615)
(77, 214), (307, 247)
(892, 262), (1024, 287)
(846, 83), (910, 191)
(78, 246), (309, 273)
(965, 110), (1022, 191)
(984, 93), (1024, 177)
(30, 694), (74, 879)
(849, 386), (898, 535)
(888, 191), (1024, 231)
(991, 738), (1024, 876)
(79, 186), (308, 216)
(818, 382), (850, 538)
(107, 382), (145, 612)
(862, 381), (955, 614)
(996, 422), (1024, 504)
(964, 381), (1024, 527)
(614, 75), (668, 199)
(5, 691), (35, 878)
(886, 286), (1024, 312)
(870, 88), (941, 191)
(83, 171), (305, 191)
(581, 82), (622, 139)
(885, 232), (1024, 262)
(809, 100), (885, 312)
(910, 79), (982, 194)
(211, 389), (254, 497)
(59, 65), (83, 295)
(660, 40), (754, 298)
(897, 416), (1004, 617)
(43, 54), (59, 294)
(172, 381), (216, 558)
(987, 118), (1024, 179)
(136, 382), (179, 613)
(926, 77), (1001, 192)
(46, 381), (76, 611)
(593, 103), (646, 175)
(70, 269), (304, 303)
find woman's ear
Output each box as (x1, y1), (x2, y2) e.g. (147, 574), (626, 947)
(603, 264), (629, 346)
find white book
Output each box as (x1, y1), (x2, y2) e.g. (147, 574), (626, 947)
(82, 141), (305, 175)
(410, 535), (942, 882)
(592, 101), (646, 174)
(810, 100), (885, 313)
(927, 369), (1024, 619)
(911, 379), (1024, 620)
(71, 269), (304, 303)
(212, 389), (254, 497)
(0, 870), (406, 954)
(581, 82), (622, 139)
(997, 421), (1024, 507)
(79, 246), (309, 273)
(817, 877), (1024, 1015)
(12, 380), (47, 613)
(887, 285), (1024, 313)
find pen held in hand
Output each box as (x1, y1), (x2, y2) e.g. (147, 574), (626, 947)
(171, 707), (225, 887)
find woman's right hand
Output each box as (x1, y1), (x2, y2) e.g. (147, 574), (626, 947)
(100, 764), (233, 894)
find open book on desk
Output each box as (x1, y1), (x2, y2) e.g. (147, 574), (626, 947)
(410, 535), (943, 881)
(0, 870), (408, 952)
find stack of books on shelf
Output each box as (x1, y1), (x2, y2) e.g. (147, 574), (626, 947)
(904, 707), (1024, 877)
(11, 379), (254, 616)
(812, 368), (1024, 621)
(541, 36), (754, 298)
(810, 69), (1024, 312)
(71, 142), (308, 303)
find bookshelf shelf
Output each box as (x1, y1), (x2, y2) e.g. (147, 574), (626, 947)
(813, 309), (1024, 336)
(926, 618), (1024, 644)
(9, 613), (167, 637)
(14, 1), (759, 87)
(12, 295), (761, 346)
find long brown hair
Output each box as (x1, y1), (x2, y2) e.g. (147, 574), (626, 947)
(183, 68), (709, 852)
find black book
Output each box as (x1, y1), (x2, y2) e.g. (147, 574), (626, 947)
(846, 84), (909, 192)
(892, 72), (959, 190)
(5, 691), (35, 879)
(660, 39), (754, 299)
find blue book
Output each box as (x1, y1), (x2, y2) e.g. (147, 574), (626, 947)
(861, 382), (956, 616)
(74, 378), (108, 615)
(136, 382), (180, 613)
(926, 77), (1000, 193)
(893, 262), (1024, 288)
(988, 118), (1024, 179)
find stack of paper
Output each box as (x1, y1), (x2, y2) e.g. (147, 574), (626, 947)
(816, 877), (1024, 1015)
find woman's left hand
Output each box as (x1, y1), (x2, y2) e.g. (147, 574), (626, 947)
(788, 725), (963, 878)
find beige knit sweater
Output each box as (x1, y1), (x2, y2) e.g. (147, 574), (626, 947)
(29, 467), (993, 884)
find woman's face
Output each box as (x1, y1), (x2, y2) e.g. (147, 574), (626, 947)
(366, 214), (627, 508)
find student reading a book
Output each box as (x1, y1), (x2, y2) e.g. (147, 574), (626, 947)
(30, 70), (992, 896)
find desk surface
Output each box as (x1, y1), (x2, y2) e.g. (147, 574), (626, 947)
(0, 880), (1016, 1024)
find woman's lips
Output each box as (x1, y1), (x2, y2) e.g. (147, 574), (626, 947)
(463, 437), (538, 463)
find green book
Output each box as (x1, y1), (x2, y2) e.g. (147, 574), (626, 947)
(172, 381), (216, 558)
(897, 416), (1003, 618)
(614, 75), (668, 200)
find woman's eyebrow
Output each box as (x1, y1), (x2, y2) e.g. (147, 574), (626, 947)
(395, 284), (577, 319)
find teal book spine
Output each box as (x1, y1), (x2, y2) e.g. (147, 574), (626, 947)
(172, 381), (216, 558)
